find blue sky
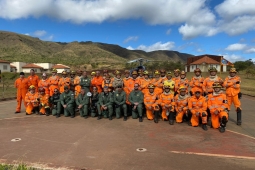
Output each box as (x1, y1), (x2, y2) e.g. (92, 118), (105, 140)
(0, 0), (255, 62)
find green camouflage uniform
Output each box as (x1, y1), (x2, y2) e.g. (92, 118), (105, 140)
(128, 90), (144, 119)
(98, 92), (113, 118)
(76, 93), (90, 117)
(113, 90), (127, 118)
(60, 90), (75, 117)
(80, 76), (91, 92)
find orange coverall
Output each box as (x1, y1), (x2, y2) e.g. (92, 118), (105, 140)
(188, 96), (207, 126)
(25, 92), (39, 114)
(175, 78), (189, 92)
(189, 76), (204, 94)
(140, 78), (151, 94)
(91, 76), (104, 93)
(150, 78), (163, 95)
(38, 79), (50, 95)
(174, 95), (189, 123)
(158, 92), (175, 120)
(48, 75), (60, 96)
(15, 78), (29, 112)
(28, 75), (39, 92)
(223, 76), (241, 110)
(203, 76), (223, 94)
(102, 79), (113, 91)
(208, 93), (229, 129)
(144, 92), (158, 120)
(172, 77), (180, 92)
(38, 93), (50, 114)
(75, 85), (81, 98)
(127, 78), (141, 92)
(123, 77), (131, 104)
(58, 77), (71, 93)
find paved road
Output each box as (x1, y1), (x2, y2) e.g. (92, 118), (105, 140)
(0, 96), (255, 170)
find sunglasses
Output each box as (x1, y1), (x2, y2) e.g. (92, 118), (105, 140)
(54, 91), (58, 92)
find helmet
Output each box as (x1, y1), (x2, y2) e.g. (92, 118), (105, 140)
(71, 70), (76, 75)
(52, 68), (57, 73)
(124, 70), (130, 74)
(180, 71), (186, 75)
(160, 69), (166, 73)
(174, 69), (180, 73)
(229, 67), (237, 73)
(42, 73), (47, 77)
(179, 86), (186, 92)
(29, 85), (35, 89)
(208, 67), (217, 72)
(132, 71), (138, 75)
(91, 72), (96, 76)
(194, 68), (201, 73)
(148, 84), (155, 89)
(212, 82), (222, 88)
(39, 88), (45, 92)
(154, 70), (160, 75)
(115, 70), (121, 75)
(143, 70), (149, 75)
(62, 71), (67, 75)
(166, 72), (172, 76)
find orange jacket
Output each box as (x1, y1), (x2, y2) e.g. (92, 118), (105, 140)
(48, 75), (60, 86)
(102, 79), (113, 91)
(25, 92), (39, 106)
(223, 76), (241, 97)
(91, 76), (104, 93)
(38, 93), (50, 107)
(150, 78), (163, 94)
(188, 96), (207, 115)
(208, 92), (228, 113)
(176, 78), (189, 92)
(38, 79), (50, 94)
(203, 76), (223, 93)
(174, 94), (189, 113)
(74, 76), (81, 86)
(75, 85), (81, 98)
(59, 77), (71, 92)
(127, 78), (141, 92)
(158, 92), (174, 109)
(173, 77), (180, 91)
(15, 78), (29, 93)
(140, 78), (151, 94)
(28, 75), (39, 90)
(144, 92), (158, 108)
(189, 76), (204, 93)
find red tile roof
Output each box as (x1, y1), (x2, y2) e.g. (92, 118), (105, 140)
(0, 60), (10, 63)
(52, 64), (70, 69)
(22, 63), (43, 68)
(10, 64), (16, 68)
(190, 56), (220, 65)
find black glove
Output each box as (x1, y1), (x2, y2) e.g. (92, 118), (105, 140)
(236, 81), (240, 84)
(238, 92), (242, 99)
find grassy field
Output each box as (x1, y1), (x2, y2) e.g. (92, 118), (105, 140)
(1, 71), (255, 100)
(0, 164), (36, 170)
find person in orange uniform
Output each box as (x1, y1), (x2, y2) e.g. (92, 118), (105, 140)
(188, 87), (208, 131)
(160, 69), (167, 82)
(91, 71), (104, 93)
(175, 71), (189, 93)
(140, 71), (151, 94)
(203, 67), (223, 95)
(137, 69), (145, 82)
(208, 82), (229, 132)
(38, 73), (50, 95)
(150, 70), (163, 96)
(189, 68), (204, 96)
(102, 74), (113, 92)
(223, 67), (242, 125)
(15, 72), (29, 113)
(144, 84), (160, 123)
(158, 85), (175, 122)
(123, 70), (131, 105)
(25, 85), (39, 115)
(103, 70), (108, 80)
(69, 71), (76, 92)
(48, 68), (60, 96)
(58, 71), (71, 93)
(38, 88), (51, 116)
(127, 71), (141, 94)
(163, 72), (175, 94)
(172, 69), (181, 95)
(27, 69), (39, 92)
(174, 86), (189, 125)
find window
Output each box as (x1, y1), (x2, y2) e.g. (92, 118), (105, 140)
(192, 65), (194, 69)
(34, 69), (37, 72)
(3, 65), (7, 70)
(215, 65), (218, 68)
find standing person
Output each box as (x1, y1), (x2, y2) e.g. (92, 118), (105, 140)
(48, 68), (60, 96)
(128, 83), (144, 122)
(203, 67), (223, 95)
(58, 71), (71, 93)
(14, 72), (29, 113)
(137, 69), (145, 82)
(123, 70), (131, 112)
(172, 69), (181, 95)
(38, 73), (50, 95)
(150, 70), (163, 95)
(103, 70), (108, 80)
(113, 86), (128, 120)
(90, 86), (100, 117)
(69, 71), (76, 92)
(60, 86), (75, 118)
(91, 72), (96, 79)
(97, 86), (113, 120)
(127, 71), (141, 93)
(74, 70), (83, 85)
(189, 68), (204, 96)
(38, 88), (50, 116)
(112, 71), (124, 90)
(163, 72), (175, 94)
(91, 71), (104, 93)
(80, 71), (91, 93)
(27, 69), (39, 92)
(76, 88), (90, 118)
(208, 82), (229, 132)
(140, 71), (151, 95)
(49, 88), (61, 118)
(25, 85), (39, 115)
(175, 71), (189, 93)
(223, 67), (242, 125)
(188, 88), (208, 131)
(160, 69), (167, 82)
(102, 74), (113, 92)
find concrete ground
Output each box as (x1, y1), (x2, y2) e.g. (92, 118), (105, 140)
(0, 96), (255, 170)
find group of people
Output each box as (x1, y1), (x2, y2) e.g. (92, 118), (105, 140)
(14, 67), (242, 133)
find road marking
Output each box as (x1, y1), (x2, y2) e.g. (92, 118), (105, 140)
(170, 151), (255, 160)
(227, 129), (255, 140)
(0, 116), (37, 121)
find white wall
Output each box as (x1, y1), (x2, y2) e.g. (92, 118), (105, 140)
(35, 63), (54, 70)
(188, 64), (224, 72)
(22, 68), (43, 73)
(11, 62), (27, 72)
(56, 68), (70, 73)
(0, 63), (11, 72)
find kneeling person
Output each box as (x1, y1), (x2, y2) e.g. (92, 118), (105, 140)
(60, 86), (75, 118)
(49, 88), (61, 117)
(25, 85), (39, 115)
(76, 88), (90, 118)
(208, 82), (228, 133)
(98, 86), (113, 120)
(113, 86), (127, 121)
(174, 86), (189, 125)
(38, 88), (50, 116)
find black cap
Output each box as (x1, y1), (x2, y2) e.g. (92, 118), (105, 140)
(20, 72), (25, 75)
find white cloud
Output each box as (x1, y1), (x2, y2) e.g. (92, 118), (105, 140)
(44, 35), (54, 41)
(245, 47), (255, 53)
(128, 41), (175, 52)
(222, 54), (243, 62)
(197, 48), (203, 52)
(179, 24), (218, 39)
(166, 29), (171, 35)
(33, 30), (47, 37)
(24, 33), (30, 36)
(124, 36), (138, 43)
(225, 43), (247, 51)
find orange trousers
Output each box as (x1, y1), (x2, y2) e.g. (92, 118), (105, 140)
(227, 95), (241, 110)
(161, 109), (168, 120)
(26, 103), (38, 115)
(16, 90), (27, 112)
(176, 111), (186, 123)
(211, 111), (228, 129)
(191, 110), (207, 127)
(145, 106), (154, 120)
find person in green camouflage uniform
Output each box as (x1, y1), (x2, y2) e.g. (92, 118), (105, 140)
(80, 71), (91, 92)
(49, 88), (61, 118)
(76, 88), (90, 118)
(113, 86), (127, 121)
(60, 86), (75, 118)
(128, 83), (144, 122)
(97, 86), (113, 120)
(90, 86), (99, 117)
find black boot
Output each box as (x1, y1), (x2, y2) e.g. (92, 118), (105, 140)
(154, 111), (159, 123)
(56, 113), (60, 118)
(139, 116), (143, 122)
(97, 115), (101, 120)
(34, 107), (39, 115)
(71, 114), (75, 118)
(237, 107), (242, 125)
(84, 115), (88, 119)
(109, 116), (112, 120)
(219, 126), (225, 133)
(202, 124), (208, 131)
(123, 116), (127, 121)
(169, 111), (174, 125)
(45, 108), (50, 116)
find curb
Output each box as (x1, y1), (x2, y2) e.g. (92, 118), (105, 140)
(0, 97), (16, 102)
